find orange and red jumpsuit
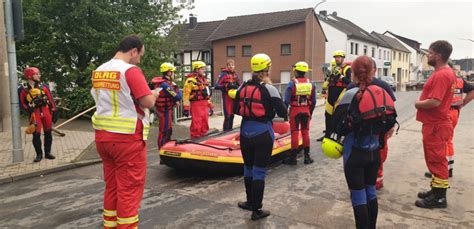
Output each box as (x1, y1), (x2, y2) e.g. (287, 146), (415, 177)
(94, 65), (151, 229)
(416, 66), (456, 189)
(183, 73), (211, 138)
(447, 77), (473, 174)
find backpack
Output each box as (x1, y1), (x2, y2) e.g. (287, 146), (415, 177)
(348, 85), (398, 141)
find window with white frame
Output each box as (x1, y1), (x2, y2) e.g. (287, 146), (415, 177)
(280, 71), (291, 83)
(227, 46), (235, 57)
(350, 42), (354, 54)
(371, 47), (375, 57)
(363, 45), (368, 55)
(379, 49), (382, 59)
(355, 43), (359, 55)
(242, 72), (252, 82)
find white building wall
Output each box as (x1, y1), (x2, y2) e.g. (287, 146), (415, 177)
(345, 38), (378, 62)
(375, 46), (392, 77)
(384, 33), (420, 81)
(319, 20), (348, 64)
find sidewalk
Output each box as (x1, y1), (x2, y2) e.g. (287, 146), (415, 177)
(0, 97), (325, 184)
(0, 120), (96, 184)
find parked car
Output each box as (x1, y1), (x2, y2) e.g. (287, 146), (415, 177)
(406, 79), (427, 91)
(381, 76), (397, 92)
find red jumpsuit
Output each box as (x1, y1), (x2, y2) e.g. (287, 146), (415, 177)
(284, 78), (316, 150)
(94, 66), (151, 229)
(214, 68), (240, 131)
(446, 77), (473, 175)
(416, 66), (456, 189)
(152, 77), (182, 148)
(19, 83), (57, 158)
(183, 73), (211, 138)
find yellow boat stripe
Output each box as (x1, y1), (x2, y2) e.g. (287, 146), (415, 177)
(160, 141), (298, 164)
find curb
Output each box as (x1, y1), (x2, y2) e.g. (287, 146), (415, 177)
(0, 159), (102, 185)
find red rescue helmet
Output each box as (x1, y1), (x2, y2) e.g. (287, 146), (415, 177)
(24, 67), (40, 80)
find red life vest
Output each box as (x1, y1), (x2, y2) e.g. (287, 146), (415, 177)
(238, 81), (267, 118)
(451, 78), (464, 107)
(220, 68), (240, 89)
(290, 78), (313, 107)
(358, 85), (396, 120)
(187, 73), (211, 101)
(152, 77), (179, 112)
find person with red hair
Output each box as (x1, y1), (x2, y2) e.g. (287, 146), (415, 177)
(332, 55), (397, 228)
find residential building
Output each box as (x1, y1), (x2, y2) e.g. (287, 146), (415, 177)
(420, 48), (434, 79)
(176, 16), (223, 82)
(384, 31), (424, 81)
(371, 32), (411, 86)
(317, 10), (390, 75)
(208, 8), (327, 84)
(177, 8), (327, 85)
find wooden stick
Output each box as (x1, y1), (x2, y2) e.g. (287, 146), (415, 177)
(55, 106), (96, 129)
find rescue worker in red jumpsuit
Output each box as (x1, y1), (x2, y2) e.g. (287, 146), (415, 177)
(214, 59), (240, 131)
(283, 61), (317, 165)
(19, 67), (58, 162)
(151, 63), (182, 148)
(424, 64), (474, 178)
(183, 61), (213, 138)
(91, 35), (158, 228)
(415, 40), (457, 209)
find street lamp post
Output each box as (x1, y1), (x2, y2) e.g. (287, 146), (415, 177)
(311, 0), (326, 81)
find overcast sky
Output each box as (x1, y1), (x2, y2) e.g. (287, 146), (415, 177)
(181, 0), (473, 59)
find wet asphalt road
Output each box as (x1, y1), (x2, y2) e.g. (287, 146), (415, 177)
(1, 91), (473, 228)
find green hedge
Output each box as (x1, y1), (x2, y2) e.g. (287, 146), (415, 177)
(61, 87), (95, 119)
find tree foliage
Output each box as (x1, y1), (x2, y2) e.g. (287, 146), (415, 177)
(17, 0), (189, 101)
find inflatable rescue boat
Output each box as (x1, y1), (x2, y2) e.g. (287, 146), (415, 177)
(159, 120), (301, 173)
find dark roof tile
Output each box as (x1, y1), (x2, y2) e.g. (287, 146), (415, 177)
(177, 20), (224, 50)
(207, 8), (313, 41)
(371, 32), (410, 52)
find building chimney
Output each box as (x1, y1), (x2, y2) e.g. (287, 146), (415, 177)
(319, 10), (327, 18)
(188, 14), (197, 29)
(332, 11), (337, 17)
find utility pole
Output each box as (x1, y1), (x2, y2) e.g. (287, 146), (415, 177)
(5, 0), (24, 162)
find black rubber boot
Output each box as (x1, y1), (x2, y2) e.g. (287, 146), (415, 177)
(417, 188), (433, 199)
(353, 204), (369, 229)
(415, 188), (447, 209)
(367, 198), (378, 229)
(44, 131), (55, 159)
(32, 133), (43, 162)
(424, 172), (432, 178)
(238, 177), (253, 211)
(251, 180), (270, 220)
(303, 147), (314, 164)
(283, 149), (297, 165)
(316, 135), (324, 142)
